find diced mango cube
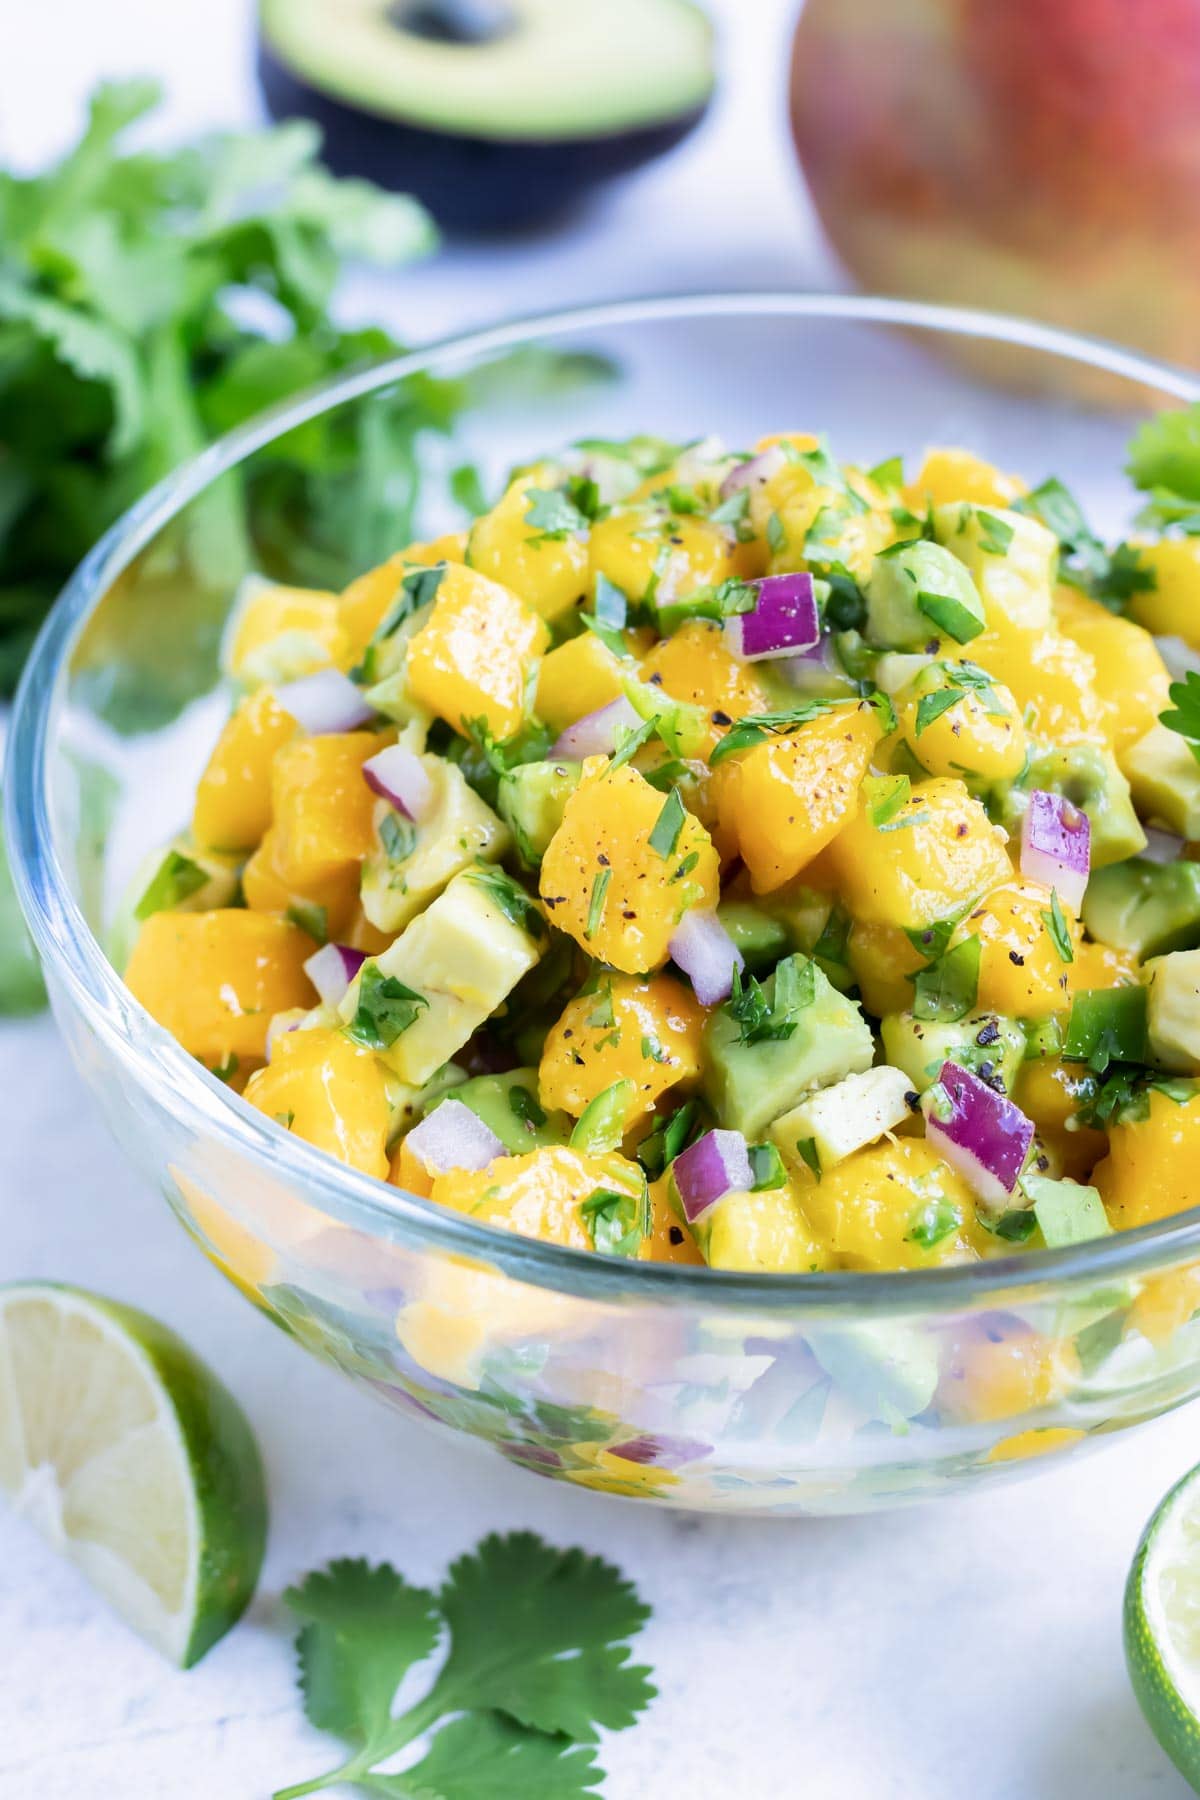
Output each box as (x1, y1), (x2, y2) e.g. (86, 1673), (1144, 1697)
(468, 466), (591, 624)
(405, 562), (549, 741)
(827, 777), (1011, 931)
(191, 687), (296, 854)
(244, 1027), (391, 1178)
(539, 972), (704, 1124)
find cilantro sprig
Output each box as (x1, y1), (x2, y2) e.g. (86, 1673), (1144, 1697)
(1161, 669), (1200, 767)
(275, 1533), (655, 1800)
(709, 692), (895, 767)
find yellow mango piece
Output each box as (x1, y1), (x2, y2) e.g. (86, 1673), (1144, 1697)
(937, 1322), (1079, 1425)
(270, 731), (384, 890)
(904, 447), (1025, 511)
(1070, 937), (1140, 991)
(749, 459), (894, 580)
(244, 1028), (391, 1179)
(124, 910), (315, 1068)
(242, 830), (361, 942)
(801, 1137), (984, 1271)
(968, 621), (1105, 745)
(951, 879), (1079, 1020)
(337, 538), (468, 663)
(589, 505), (754, 604)
(704, 1182), (830, 1273)
(985, 1427), (1086, 1465)
(1126, 1266), (1200, 1347)
(1012, 1057), (1107, 1182)
(539, 972), (704, 1125)
(468, 467), (590, 624)
(1129, 537), (1200, 647)
(225, 582), (343, 685)
(536, 632), (628, 736)
(641, 1176), (704, 1265)
(1054, 586), (1171, 753)
(540, 758), (719, 972)
(431, 1145), (645, 1252)
(895, 670), (1027, 783)
(639, 620), (770, 759)
(1093, 1087), (1200, 1230)
(827, 776), (1011, 931)
(847, 920), (927, 1016)
(191, 687), (296, 854)
(405, 562), (549, 741)
(714, 701), (881, 893)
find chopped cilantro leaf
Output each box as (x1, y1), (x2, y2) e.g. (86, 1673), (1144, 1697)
(570, 1080), (635, 1155)
(580, 1185), (646, 1257)
(467, 862), (546, 938)
(636, 1099), (703, 1179)
(1161, 669), (1200, 767)
(905, 1198), (962, 1249)
(865, 773), (912, 828)
(748, 1142), (787, 1190)
(912, 934), (981, 1023)
(1042, 889), (1075, 964)
(975, 508), (1015, 556)
(727, 955), (815, 1046)
(286, 901), (328, 944)
(648, 787), (687, 859)
(766, 510), (786, 556)
(795, 1137), (822, 1180)
(585, 868), (611, 939)
(134, 849), (208, 920)
(345, 965), (428, 1049)
(378, 811), (416, 863)
(508, 1084), (547, 1130)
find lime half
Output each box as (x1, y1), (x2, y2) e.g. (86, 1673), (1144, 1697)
(0, 1282), (267, 1666)
(1126, 1462), (1200, 1790)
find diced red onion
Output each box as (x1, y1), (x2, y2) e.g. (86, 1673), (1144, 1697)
(724, 573), (820, 663)
(778, 635), (838, 686)
(1142, 826), (1185, 865)
(606, 1433), (711, 1468)
(922, 1061), (1034, 1213)
(719, 445), (787, 500)
(276, 669), (373, 735)
(362, 744), (433, 820)
(669, 909), (743, 1005)
(551, 696), (642, 761)
(405, 1099), (505, 1177)
(672, 1127), (753, 1224)
(303, 942), (367, 1007)
(501, 1441), (564, 1471)
(1019, 789), (1090, 914)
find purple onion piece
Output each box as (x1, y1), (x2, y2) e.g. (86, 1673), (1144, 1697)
(405, 1099), (505, 1177)
(1142, 826), (1186, 865)
(672, 1127), (753, 1224)
(551, 696), (642, 761)
(922, 1061), (1034, 1214)
(303, 943), (367, 1007)
(669, 909), (743, 1006)
(718, 444), (787, 501)
(1019, 789), (1090, 914)
(276, 668), (374, 735)
(606, 1433), (712, 1469)
(500, 1441), (564, 1471)
(362, 744), (433, 820)
(724, 573), (820, 663)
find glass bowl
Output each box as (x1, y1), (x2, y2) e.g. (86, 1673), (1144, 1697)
(10, 294), (1200, 1516)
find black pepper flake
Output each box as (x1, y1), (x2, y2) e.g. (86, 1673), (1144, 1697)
(597, 852), (610, 866)
(956, 823), (969, 838)
(648, 672), (664, 687)
(904, 1089), (920, 1111)
(1008, 951), (1026, 966)
(711, 709), (732, 726)
(669, 1225), (685, 1246)
(925, 638), (941, 655)
(622, 909), (637, 919)
(976, 1020), (1000, 1047)
(978, 1060), (994, 1080)
(1036, 1154), (1050, 1172)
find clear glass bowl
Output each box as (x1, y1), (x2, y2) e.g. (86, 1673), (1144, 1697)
(10, 295), (1200, 1516)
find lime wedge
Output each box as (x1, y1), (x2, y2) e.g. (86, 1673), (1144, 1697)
(1126, 1462), (1200, 1789)
(0, 1282), (266, 1666)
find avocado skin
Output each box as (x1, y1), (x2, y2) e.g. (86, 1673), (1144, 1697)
(258, 40), (710, 232)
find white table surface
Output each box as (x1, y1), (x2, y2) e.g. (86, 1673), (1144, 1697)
(1, 4), (1197, 1796)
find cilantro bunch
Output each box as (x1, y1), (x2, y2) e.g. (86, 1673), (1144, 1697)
(275, 1532), (655, 1799)
(0, 79), (439, 695)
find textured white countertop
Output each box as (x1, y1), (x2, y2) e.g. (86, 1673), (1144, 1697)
(1, 3), (1198, 1796)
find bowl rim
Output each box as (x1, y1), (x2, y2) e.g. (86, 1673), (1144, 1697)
(10, 288), (1200, 1316)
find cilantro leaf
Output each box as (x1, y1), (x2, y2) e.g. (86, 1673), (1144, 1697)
(1161, 670), (1200, 766)
(1042, 889), (1075, 964)
(912, 935), (981, 1023)
(431, 1533), (655, 1741)
(345, 966), (427, 1049)
(386, 1712), (603, 1799)
(285, 1559), (441, 1746)
(1128, 405), (1200, 504)
(134, 847), (207, 920)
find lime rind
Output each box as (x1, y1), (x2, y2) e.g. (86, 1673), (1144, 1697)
(1125, 1462), (1200, 1791)
(0, 1282), (266, 1667)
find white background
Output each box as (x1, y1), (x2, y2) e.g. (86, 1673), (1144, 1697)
(1, 2), (1197, 1796)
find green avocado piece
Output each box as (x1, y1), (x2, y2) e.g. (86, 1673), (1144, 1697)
(1009, 741), (1146, 869)
(434, 1067), (571, 1152)
(360, 757), (510, 935)
(498, 759), (581, 869)
(1145, 951), (1200, 1072)
(715, 900), (789, 971)
(880, 1009), (1026, 1096)
(865, 539), (985, 650)
(1083, 858), (1200, 959)
(1122, 721), (1200, 839)
(807, 1320), (940, 1422)
(701, 955), (874, 1140)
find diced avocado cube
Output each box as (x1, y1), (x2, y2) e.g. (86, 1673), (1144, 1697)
(771, 1066), (913, 1172)
(1012, 742), (1146, 869)
(865, 539), (985, 650)
(498, 760), (581, 869)
(1122, 721), (1200, 839)
(1023, 1173), (1111, 1248)
(1083, 858), (1200, 959)
(807, 1320), (940, 1422)
(873, 651), (937, 695)
(880, 1009), (1025, 1095)
(701, 955), (874, 1140)
(436, 1067), (571, 1153)
(715, 900), (789, 971)
(932, 502), (1057, 632)
(360, 758), (509, 935)
(1145, 949), (1200, 1071)
(342, 867), (542, 1084)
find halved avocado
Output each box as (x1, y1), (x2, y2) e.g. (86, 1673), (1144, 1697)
(257, 0), (716, 233)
